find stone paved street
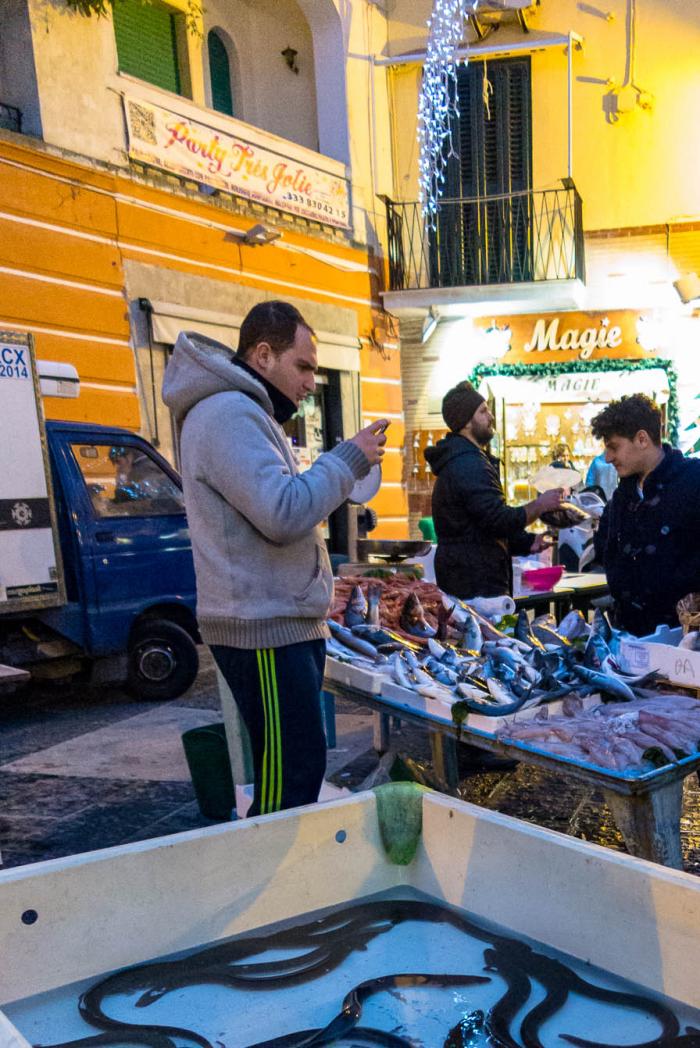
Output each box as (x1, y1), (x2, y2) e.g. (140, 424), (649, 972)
(1, 650), (700, 874)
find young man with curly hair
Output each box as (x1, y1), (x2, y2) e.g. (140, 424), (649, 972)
(592, 393), (700, 636)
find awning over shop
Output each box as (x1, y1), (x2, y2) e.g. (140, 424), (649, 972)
(480, 367), (670, 406)
(147, 300), (361, 372)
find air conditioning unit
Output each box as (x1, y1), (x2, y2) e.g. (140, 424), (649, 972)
(469, 0), (536, 10)
(467, 1), (540, 33)
(38, 360), (80, 399)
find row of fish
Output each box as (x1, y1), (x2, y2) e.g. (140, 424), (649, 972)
(499, 691), (700, 771)
(327, 585), (662, 720)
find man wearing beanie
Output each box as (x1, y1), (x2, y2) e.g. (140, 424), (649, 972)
(424, 380), (564, 598)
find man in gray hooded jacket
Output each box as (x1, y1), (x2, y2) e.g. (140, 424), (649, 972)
(163, 300), (386, 817)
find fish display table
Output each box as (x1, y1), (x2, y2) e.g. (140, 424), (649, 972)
(514, 584), (575, 615)
(555, 572), (610, 614)
(515, 573), (609, 616)
(323, 677), (700, 870)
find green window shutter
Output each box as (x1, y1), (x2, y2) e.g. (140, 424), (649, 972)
(113, 0), (181, 96)
(208, 30), (234, 116)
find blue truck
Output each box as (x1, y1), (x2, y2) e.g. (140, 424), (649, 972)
(0, 332), (198, 699)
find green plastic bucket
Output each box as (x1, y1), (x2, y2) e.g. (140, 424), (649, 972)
(418, 516), (437, 542)
(181, 722), (235, 821)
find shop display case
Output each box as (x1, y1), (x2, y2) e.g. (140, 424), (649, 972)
(406, 427), (447, 519)
(501, 400), (607, 502)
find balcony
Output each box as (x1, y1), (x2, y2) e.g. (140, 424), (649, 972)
(382, 181), (586, 316)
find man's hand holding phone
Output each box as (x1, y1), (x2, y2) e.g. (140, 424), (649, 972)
(350, 419), (390, 466)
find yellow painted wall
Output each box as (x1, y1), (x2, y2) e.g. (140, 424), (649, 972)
(0, 135), (408, 533)
(387, 0), (700, 230)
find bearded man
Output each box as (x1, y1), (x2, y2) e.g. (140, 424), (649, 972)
(425, 381), (564, 599)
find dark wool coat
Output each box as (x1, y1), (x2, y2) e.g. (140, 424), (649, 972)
(594, 445), (700, 637)
(425, 433), (534, 599)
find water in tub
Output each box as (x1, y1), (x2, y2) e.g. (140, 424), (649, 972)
(4, 887), (699, 1047)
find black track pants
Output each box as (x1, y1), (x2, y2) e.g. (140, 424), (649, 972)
(211, 639), (327, 817)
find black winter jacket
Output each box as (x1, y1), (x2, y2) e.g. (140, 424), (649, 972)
(594, 445), (700, 637)
(425, 433), (534, 599)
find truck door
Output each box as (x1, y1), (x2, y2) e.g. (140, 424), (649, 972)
(68, 439), (195, 654)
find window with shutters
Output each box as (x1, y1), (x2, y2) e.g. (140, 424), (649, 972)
(429, 57), (533, 286)
(113, 0), (186, 97)
(207, 30), (234, 117)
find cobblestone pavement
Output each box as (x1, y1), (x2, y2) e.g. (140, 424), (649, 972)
(1, 652), (699, 874)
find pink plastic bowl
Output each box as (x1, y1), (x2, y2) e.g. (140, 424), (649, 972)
(522, 565), (564, 591)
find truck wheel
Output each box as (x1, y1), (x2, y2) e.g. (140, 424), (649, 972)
(127, 620), (199, 700)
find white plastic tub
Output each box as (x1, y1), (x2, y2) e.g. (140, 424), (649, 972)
(1, 787), (699, 1045)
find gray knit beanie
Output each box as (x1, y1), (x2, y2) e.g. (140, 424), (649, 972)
(441, 381), (486, 433)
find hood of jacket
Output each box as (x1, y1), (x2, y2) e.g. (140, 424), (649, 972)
(424, 432), (487, 475)
(162, 331), (273, 423)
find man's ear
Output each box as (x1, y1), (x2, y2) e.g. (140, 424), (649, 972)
(635, 428), (651, 448)
(251, 340), (273, 373)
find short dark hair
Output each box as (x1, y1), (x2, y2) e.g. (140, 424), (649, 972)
(590, 394), (662, 445)
(236, 301), (314, 360)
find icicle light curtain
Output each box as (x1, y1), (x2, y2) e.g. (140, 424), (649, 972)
(418, 0), (470, 224)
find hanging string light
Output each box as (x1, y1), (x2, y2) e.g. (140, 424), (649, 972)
(417, 0), (471, 224)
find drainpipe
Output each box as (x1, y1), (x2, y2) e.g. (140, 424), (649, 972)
(137, 297), (160, 448)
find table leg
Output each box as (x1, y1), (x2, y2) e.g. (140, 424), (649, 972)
(373, 712), (391, 755)
(431, 733), (460, 795)
(602, 782), (684, 869)
(321, 691), (337, 749)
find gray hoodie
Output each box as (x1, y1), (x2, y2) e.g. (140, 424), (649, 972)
(162, 332), (369, 649)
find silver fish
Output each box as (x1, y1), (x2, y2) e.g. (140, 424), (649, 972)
(557, 610), (591, 641)
(584, 632), (610, 670)
(344, 584), (367, 627)
(400, 592), (437, 638)
(571, 663), (636, 702)
(365, 582), (382, 626)
(591, 607), (613, 643)
(487, 677), (517, 705)
(427, 638), (447, 659)
(514, 610), (544, 651)
(423, 656), (459, 686)
(390, 650), (416, 689)
(530, 617), (572, 649)
(328, 619), (386, 662)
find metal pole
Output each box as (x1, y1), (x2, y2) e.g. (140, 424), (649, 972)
(568, 31), (573, 181)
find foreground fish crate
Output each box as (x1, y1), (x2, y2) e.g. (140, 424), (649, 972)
(1, 786), (700, 1046)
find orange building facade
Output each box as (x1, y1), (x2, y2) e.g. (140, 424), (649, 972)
(0, 0), (408, 539)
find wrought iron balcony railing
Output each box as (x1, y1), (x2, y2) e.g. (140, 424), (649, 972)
(0, 103), (22, 134)
(384, 181), (585, 293)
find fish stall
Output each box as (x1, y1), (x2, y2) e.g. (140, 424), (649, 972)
(324, 576), (700, 868)
(1, 783), (700, 1048)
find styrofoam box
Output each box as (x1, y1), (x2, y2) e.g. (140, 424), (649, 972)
(619, 625), (700, 689)
(235, 780), (351, 818)
(380, 679), (600, 734)
(324, 654), (390, 694)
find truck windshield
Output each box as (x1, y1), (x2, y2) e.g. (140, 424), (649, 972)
(71, 443), (185, 518)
